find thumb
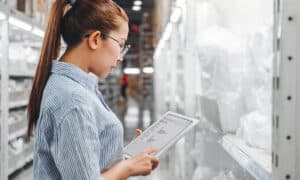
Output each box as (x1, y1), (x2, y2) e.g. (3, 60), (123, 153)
(135, 129), (142, 136)
(143, 148), (158, 155)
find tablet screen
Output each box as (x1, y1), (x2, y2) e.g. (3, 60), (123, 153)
(124, 113), (193, 157)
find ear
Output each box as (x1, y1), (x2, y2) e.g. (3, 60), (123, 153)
(87, 31), (102, 50)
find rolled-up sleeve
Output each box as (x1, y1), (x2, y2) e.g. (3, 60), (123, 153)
(54, 106), (103, 180)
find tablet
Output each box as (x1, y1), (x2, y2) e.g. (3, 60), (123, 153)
(123, 111), (199, 158)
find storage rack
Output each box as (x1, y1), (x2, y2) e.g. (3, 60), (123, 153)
(272, 0), (300, 179)
(0, 4), (44, 180)
(152, 0), (289, 179)
(139, 11), (155, 127)
(98, 72), (122, 117)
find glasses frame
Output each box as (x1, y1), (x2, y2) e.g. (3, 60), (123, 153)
(84, 31), (131, 59)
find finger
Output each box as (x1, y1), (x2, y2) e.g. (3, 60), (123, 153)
(135, 129), (142, 136)
(152, 160), (159, 170)
(150, 157), (159, 164)
(143, 148), (158, 155)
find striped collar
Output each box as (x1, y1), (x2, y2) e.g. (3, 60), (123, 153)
(51, 60), (98, 92)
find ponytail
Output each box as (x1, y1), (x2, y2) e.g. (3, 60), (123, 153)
(27, 0), (128, 139)
(27, 1), (68, 138)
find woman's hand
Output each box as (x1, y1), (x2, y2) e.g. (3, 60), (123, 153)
(102, 131), (159, 179)
(125, 148), (160, 176)
(134, 129), (143, 138)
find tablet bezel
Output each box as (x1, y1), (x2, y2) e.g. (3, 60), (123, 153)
(123, 111), (199, 159)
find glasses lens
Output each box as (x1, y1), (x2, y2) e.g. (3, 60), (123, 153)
(120, 44), (131, 57)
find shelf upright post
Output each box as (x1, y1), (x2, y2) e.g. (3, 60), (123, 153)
(272, 0), (300, 179)
(0, 12), (9, 180)
(181, 0), (198, 179)
(183, 0), (196, 117)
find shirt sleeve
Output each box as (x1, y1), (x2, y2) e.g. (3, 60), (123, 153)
(54, 106), (103, 180)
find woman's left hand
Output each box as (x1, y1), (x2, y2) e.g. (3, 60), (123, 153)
(134, 129), (142, 138)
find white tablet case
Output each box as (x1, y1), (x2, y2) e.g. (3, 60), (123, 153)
(123, 111), (199, 158)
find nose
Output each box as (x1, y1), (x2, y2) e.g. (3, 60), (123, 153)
(118, 55), (123, 62)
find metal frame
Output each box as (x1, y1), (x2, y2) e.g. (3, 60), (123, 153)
(0, 12), (9, 180)
(272, 0), (299, 179)
(153, 0), (300, 179)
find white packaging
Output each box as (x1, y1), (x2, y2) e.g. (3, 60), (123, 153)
(211, 0), (273, 35)
(244, 87), (272, 115)
(192, 166), (219, 180)
(237, 111), (272, 152)
(196, 26), (248, 98)
(217, 92), (245, 132)
(212, 171), (237, 180)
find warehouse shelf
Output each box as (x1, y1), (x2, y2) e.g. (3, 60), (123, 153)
(9, 119), (27, 134)
(8, 152), (33, 175)
(9, 72), (34, 78)
(221, 134), (271, 180)
(9, 100), (28, 109)
(8, 128), (27, 141)
(8, 140), (34, 175)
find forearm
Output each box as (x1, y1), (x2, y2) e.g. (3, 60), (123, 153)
(102, 160), (131, 180)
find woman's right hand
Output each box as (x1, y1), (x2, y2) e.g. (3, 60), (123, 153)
(125, 148), (160, 176)
(102, 148), (159, 179)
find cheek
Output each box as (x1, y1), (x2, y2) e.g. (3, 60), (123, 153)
(107, 43), (120, 59)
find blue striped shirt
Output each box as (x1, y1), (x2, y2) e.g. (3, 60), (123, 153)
(33, 60), (124, 180)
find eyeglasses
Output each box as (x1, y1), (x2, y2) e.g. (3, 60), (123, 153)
(84, 32), (131, 59)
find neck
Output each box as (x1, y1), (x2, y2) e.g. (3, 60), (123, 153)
(60, 48), (89, 73)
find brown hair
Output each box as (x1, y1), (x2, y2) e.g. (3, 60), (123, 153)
(27, 0), (128, 138)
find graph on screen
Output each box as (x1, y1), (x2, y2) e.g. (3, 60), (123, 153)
(124, 114), (192, 156)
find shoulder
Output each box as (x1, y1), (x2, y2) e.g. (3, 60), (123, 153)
(41, 74), (98, 125)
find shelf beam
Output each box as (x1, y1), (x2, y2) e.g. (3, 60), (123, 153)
(9, 100), (28, 110)
(222, 135), (271, 180)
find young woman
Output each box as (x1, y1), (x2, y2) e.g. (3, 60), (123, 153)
(27, 0), (159, 179)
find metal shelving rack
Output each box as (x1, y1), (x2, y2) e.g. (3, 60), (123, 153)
(101, 74), (122, 114)
(98, 66), (123, 118)
(0, 3), (43, 180)
(152, 0), (300, 179)
(272, 0), (300, 179)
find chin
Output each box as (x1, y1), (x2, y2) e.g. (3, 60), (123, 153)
(93, 70), (108, 78)
(99, 73), (109, 78)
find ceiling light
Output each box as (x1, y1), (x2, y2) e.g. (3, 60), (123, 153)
(143, 67), (154, 74)
(124, 67), (141, 75)
(132, 5), (141, 11)
(9, 16), (32, 31)
(32, 27), (45, 37)
(134, 0), (143, 6)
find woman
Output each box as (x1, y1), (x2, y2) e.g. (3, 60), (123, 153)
(27, 0), (159, 179)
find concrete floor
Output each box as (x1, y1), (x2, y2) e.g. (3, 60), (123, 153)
(9, 98), (168, 180)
